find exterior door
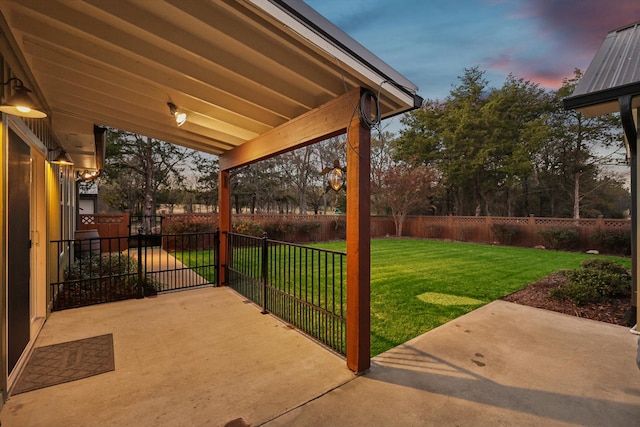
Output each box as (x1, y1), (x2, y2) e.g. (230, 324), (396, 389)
(7, 128), (31, 374)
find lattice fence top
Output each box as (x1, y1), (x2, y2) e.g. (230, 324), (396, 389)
(164, 213), (217, 222)
(452, 217), (487, 224)
(603, 220), (630, 228)
(534, 218), (598, 227)
(80, 215), (95, 225)
(492, 218), (530, 225)
(80, 214), (127, 224)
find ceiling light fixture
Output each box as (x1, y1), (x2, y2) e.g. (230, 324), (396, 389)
(52, 150), (73, 165)
(0, 77), (47, 118)
(167, 102), (187, 127)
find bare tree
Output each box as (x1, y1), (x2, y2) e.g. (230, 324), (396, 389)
(373, 162), (442, 236)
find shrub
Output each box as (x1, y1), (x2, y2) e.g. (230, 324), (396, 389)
(579, 258), (631, 277)
(538, 227), (579, 250)
(297, 221), (322, 241)
(426, 224), (444, 238)
(263, 220), (296, 240)
(549, 258), (631, 306)
(590, 228), (631, 255)
(163, 219), (216, 234)
(232, 220), (263, 237)
(455, 225), (475, 242)
(333, 217), (346, 239)
(63, 253), (157, 303)
(491, 223), (520, 245)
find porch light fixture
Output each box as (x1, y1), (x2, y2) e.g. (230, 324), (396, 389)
(321, 159), (346, 192)
(78, 169), (101, 181)
(328, 167), (345, 192)
(167, 102), (187, 127)
(0, 78), (47, 118)
(52, 150), (73, 165)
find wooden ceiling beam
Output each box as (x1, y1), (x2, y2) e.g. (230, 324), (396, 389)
(219, 88), (360, 170)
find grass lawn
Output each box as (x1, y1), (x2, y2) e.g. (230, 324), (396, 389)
(315, 238), (630, 356)
(178, 237), (631, 357)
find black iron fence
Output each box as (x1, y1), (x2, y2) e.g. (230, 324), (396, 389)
(49, 229), (346, 355)
(50, 231), (218, 311)
(226, 232), (347, 355)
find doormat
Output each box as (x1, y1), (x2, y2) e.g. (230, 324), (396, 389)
(12, 333), (114, 395)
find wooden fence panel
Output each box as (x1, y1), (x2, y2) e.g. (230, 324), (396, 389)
(80, 213), (630, 254)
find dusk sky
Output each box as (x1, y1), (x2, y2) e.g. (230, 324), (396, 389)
(305, 0), (639, 101)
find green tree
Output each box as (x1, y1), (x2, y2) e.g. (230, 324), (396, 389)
(545, 70), (624, 218)
(481, 74), (552, 216)
(194, 154), (219, 212)
(397, 67), (496, 215)
(101, 130), (194, 215)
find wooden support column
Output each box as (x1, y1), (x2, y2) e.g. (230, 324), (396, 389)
(218, 169), (231, 285)
(632, 107), (640, 326)
(346, 88), (371, 373)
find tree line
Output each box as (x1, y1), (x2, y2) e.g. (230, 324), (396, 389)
(95, 67), (630, 228)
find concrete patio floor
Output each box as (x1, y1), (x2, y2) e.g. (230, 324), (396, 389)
(2, 287), (639, 426)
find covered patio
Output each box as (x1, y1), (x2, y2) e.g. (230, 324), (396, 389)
(2, 288), (639, 426)
(0, 0), (422, 378)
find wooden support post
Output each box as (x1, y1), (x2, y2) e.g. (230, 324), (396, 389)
(218, 169), (231, 285)
(632, 108), (639, 326)
(346, 88), (371, 373)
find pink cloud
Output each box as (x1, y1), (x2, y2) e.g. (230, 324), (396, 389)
(487, 0), (638, 91)
(520, 0), (638, 53)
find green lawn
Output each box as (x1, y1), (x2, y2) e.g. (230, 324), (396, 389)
(316, 238), (630, 355)
(178, 238), (631, 356)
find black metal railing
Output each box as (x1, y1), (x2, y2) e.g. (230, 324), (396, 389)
(50, 231), (218, 311)
(226, 232), (346, 355)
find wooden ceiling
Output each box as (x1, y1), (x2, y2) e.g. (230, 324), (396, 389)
(0, 0), (420, 170)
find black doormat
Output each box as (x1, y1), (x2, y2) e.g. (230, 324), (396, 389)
(12, 334), (115, 395)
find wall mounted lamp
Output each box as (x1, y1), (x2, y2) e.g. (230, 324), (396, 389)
(321, 159), (346, 192)
(77, 169), (101, 182)
(0, 77), (47, 118)
(167, 102), (187, 127)
(52, 150), (73, 165)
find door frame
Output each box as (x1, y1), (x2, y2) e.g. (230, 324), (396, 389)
(4, 116), (47, 392)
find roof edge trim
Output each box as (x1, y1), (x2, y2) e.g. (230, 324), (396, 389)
(563, 81), (640, 111)
(250, 0), (419, 109)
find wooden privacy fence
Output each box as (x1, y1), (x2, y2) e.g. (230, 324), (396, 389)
(79, 213), (630, 254)
(401, 215), (629, 252)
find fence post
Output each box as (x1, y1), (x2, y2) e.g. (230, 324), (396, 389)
(261, 232), (268, 314)
(214, 228), (220, 287)
(136, 227), (144, 299)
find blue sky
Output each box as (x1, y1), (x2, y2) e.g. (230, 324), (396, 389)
(306, 0), (639, 101)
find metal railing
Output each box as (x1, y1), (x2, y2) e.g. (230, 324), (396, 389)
(226, 232), (346, 355)
(50, 231), (218, 311)
(50, 229), (345, 355)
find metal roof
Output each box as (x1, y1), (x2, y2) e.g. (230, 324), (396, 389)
(0, 0), (420, 170)
(564, 21), (640, 117)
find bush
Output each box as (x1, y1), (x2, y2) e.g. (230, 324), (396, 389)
(426, 224), (444, 238)
(263, 220), (296, 240)
(538, 227), (579, 250)
(163, 219), (216, 234)
(455, 225), (475, 242)
(333, 217), (346, 239)
(590, 228), (631, 255)
(579, 258), (631, 277)
(549, 258), (631, 306)
(62, 253), (158, 305)
(297, 221), (322, 241)
(232, 220), (263, 237)
(491, 223), (520, 245)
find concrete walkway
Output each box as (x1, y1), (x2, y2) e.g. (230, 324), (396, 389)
(125, 247), (210, 290)
(2, 288), (639, 426)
